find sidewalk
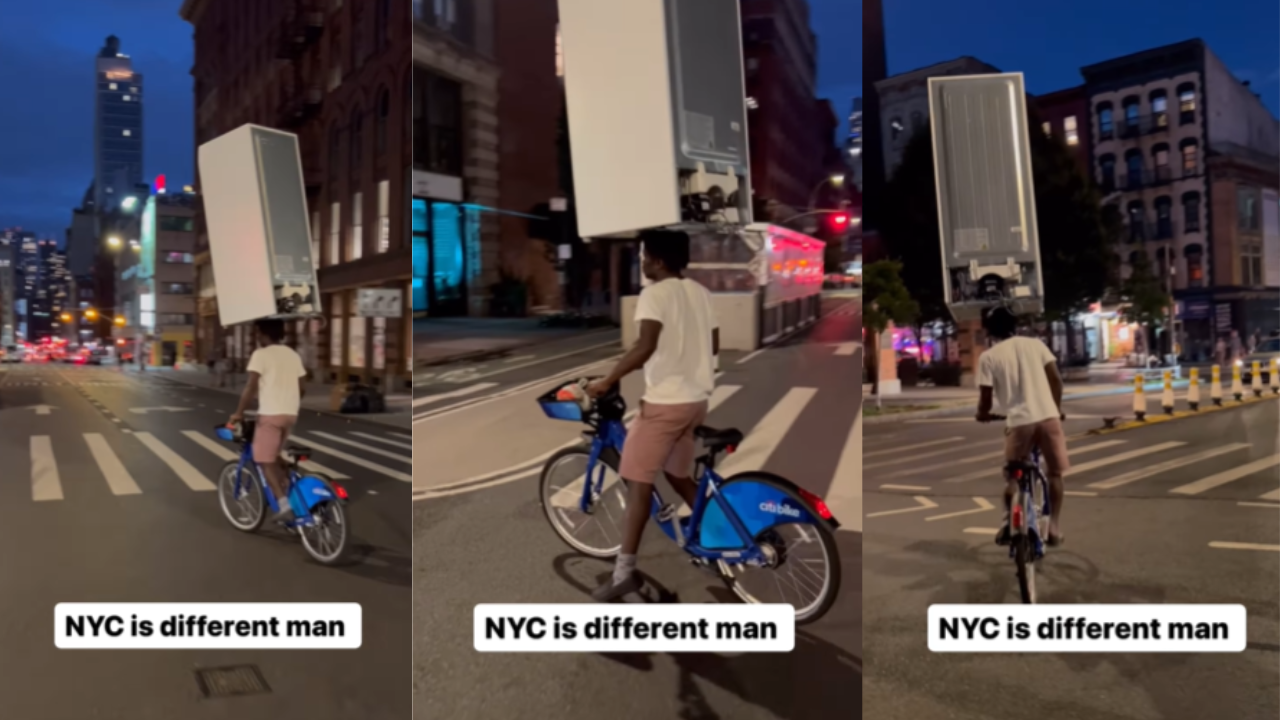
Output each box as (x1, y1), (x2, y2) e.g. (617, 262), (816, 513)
(133, 366), (411, 428)
(414, 317), (616, 367)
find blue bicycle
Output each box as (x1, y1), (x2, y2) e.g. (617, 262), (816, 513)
(986, 414), (1051, 604)
(537, 379), (843, 624)
(214, 419), (352, 565)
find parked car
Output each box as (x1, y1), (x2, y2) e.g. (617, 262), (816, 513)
(1240, 337), (1280, 384)
(1, 345), (23, 363)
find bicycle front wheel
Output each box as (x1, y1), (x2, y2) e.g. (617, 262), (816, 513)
(539, 445), (626, 559)
(218, 461), (265, 532)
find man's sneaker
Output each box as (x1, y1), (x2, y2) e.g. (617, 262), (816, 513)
(591, 573), (642, 602)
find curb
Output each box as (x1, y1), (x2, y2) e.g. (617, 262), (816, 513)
(148, 373), (412, 429)
(1086, 392), (1280, 436)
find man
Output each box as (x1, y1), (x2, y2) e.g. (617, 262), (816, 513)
(974, 306), (1068, 546)
(585, 229), (719, 602)
(229, 319), (307, 520)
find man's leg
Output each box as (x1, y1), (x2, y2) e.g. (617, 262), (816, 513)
(253, 417), (292, 518)
(998, 425), (1034, 545)
(1039, 419), (1070, 543)
(661, 400), (710, 508)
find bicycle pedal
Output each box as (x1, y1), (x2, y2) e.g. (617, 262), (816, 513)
(656, 503), (678, 522)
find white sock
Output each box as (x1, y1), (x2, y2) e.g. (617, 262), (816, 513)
(613, 554), (637, 585)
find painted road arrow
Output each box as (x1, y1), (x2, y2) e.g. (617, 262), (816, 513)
(128, 406), (192, 415)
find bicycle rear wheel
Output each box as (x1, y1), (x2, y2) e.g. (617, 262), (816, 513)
(539, 446), (626, 558)
(298, 498), (351, 566)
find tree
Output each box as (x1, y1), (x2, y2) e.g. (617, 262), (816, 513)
(1120, 252), (1170, 360)
(863, 259), (918, 401)
(879, 109), (1120, 339)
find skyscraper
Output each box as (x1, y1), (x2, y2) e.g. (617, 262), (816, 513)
(94, 35), (144, 213)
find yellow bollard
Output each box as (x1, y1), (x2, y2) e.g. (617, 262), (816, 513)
(1231, 362), (1244, 401)
(1271, 358), (1280, 395)
(1161, 369), (1174, 414)
(1133, 374), (1146, 421)
(1211, 364), (1223, 406)
(1251, 361), (1263, 397)
(1187, 367), (1200, 410)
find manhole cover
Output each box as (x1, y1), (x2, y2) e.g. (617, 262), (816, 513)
(195, 665), (272, 698)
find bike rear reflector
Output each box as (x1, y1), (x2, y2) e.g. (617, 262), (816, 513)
(726, 445), (736, 454)
(797, 487), (834, 520)
(1011, 505), (1024, 531)
(333, 484), (349, 500)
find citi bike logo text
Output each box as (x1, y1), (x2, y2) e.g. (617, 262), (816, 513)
(759, 501), (801, 518)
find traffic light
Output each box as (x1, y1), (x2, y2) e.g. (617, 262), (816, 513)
(828, 212), (851, 233)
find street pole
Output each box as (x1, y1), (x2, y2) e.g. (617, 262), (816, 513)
(1166, 263), (1177, 364)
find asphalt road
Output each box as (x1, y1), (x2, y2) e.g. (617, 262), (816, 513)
(413, 295), (862, 719)
(862, 395), (1280, 719)
(0, 363), (411, 720)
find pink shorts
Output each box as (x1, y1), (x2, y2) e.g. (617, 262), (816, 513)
(618, 400), (710, 484)
(1005, 418), (1070, 477)
(253, 415), (297, 465)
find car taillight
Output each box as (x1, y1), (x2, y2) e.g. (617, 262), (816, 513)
(797, 487), (834, 521)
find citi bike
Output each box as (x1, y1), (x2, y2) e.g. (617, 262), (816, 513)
(537, 379), (843, 624)
(982, 413), (1052, 604)
(214, 417), (352, 565)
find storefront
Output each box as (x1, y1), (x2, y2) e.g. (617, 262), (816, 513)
(412, 170), (478, 317)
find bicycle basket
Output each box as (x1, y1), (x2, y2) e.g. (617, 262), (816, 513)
(536, 387), (586, 422)
(214, 426), (237, 442)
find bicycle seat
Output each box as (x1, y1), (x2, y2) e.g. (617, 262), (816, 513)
(695, 426), (744, 451)
(284, 445), (310, 462)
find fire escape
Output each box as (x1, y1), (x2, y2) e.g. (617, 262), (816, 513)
(276, 1), (324, 130)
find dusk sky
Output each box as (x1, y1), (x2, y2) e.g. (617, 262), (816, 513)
(884, 0), (1280, 116)
(0, 1), (193, 240)
(812, 0), (859, 120)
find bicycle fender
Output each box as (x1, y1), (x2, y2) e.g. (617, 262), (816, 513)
(699, 473), (822, 550)
(292, 475), (337, 511)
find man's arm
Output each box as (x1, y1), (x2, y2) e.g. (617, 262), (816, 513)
(1044, 362), (1064, 415)
(977, 386), (995, 420)
(233, 372), (260, 417)
(712, 327), (720, 356)
(600, 320), (662, 387)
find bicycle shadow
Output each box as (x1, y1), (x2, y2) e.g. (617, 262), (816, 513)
(551, 554), (860, 720)
(220, 524), (411, 587)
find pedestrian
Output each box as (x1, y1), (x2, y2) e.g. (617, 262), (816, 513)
(1230, 330), (1244, 364)
(1215, 336), (1227, 367)
(228, 319), (307, 522)
(583, 228), (718, 602)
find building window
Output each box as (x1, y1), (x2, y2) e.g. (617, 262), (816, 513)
(1150, 90), (1169, 128)
(375, 0), (391, 49)
(413, 68), (463, 175)
(329, 294), (344, 368)
(1042, 121), (1052, 137)
(311, 210), (321, 267)
(1179, 139), (1198, 174)
(1177, 83), (1196, 124)
(122, 129), (132, 136)
(159, 216), (195, 232)
(328, 63), (342, 93)
(162, 252), (194, 264)
(123, 95), (131, 101)
(1097, 103), (1113, 140)
(329, 124), (341, 177)
(349, 192), (363, 261)
(1124, 149), (1143, 190)
(1154, 196), (1173, 239)
(1121, 96), (1140, 137)
(1099, 154), (1116, 192)
(1063, 116), (1078, 146)
(1185, 244), (1204, 288)
(108, 83), (117, 90)
(350, 107), (364, 176)
(157, 313), (194, 325)
(377, 180), (391, 253)
(1182, 192), (1201, 233)
(910, 111), (924, 132)
(376, 88), (390, 155)
(1238, 187), (1260, 230)
(347, 293), (366, 369)
(556, 24), (566, 77)
(1151, 144), (1170, 182)
(162, 282), (194, 295)
(329, 202), (341, 266)
(890, 117), (903, 141)
(1242, 240), (1263, 286)
(1127, 201), (1145, 242)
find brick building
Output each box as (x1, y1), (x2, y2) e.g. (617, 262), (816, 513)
(1034, 85), (1093, 181)
(181, 0), (413, 389)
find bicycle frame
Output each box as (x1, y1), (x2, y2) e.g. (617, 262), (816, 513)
(580, 418), (769, 565)
(1009, 446), (1050, 560)
(231, 442), (307, 526)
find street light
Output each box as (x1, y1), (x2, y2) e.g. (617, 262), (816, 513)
(85, 308), (98, 320)
(121, 196), (137, 211)
(808, 174), (848, 213)
(60, 313), (72, 323)
(106, 236), (122, 248)
(114, 316), (126, 327)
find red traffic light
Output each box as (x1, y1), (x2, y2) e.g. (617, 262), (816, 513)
(828, 212), (851, 231)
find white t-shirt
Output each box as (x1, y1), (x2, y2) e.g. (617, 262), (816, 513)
(976, 336), (1059, 428)
(247, 344), (306, 416)
(634, 277), (718, 404)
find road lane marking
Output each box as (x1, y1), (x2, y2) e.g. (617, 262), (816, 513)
(350, 431), (412, 450)
(880, 484), (930, 491)
(866, 496), (938, 518)
(832, 343), (858, 356)
(942, 440), (1126, 483)
(414, 356), (618, 422)
(289, 437), (411, 482)
(1170, 455), (1280, 496)
(307, 431), (410, 463)
(736, 349), (766, 364)
(133, 432), (217, 491)
(1209, 541), (1280, 552)
(84, 433), (142, 496)
(829, 406), (861, 532)
(963, 527), (1000, 535)
(180, 430), (352, 480)
(30, 436), (63, 501)
(717, 387), (818, 476)
(1065, 442), (1185, 476)
(867, 440), (1004, 471)
(926, 497), (995, 521)
(1237, 502), (1280, 509)
(864, 437), (963, 459)
(1259, 488), (1280, 502)
(417, 384), (743, 497)
(413, 382), (499, 408)
(1089, 444), (1251, 490)
(388, 432), (411, 440)
(1065, 491), (1098, 497)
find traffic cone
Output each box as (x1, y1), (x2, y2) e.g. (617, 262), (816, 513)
(1133, 374), (1146, 421)
(1187, 367), (1200, 411)
(1251, 361), (1263, 398)
(1161, 369), (1175, 414)
(1211, 365), (1223, 406)
(1271, 358), (1279, 395)
(1231, 362), (1244, 402)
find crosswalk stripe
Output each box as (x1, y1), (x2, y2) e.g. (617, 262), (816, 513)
(413, 382), (498, 408)
(388, 432), (411, 440)
(307, 432), (410, 463)
(829, 410), (862, 532)
(1089, 444), (1252, 490)
(289, 436), (411, 482)
(1259, 488), (1280, 502)
(717, 387), (818, 476)
(31, 436), (63, 502)
(84, 434), (142, 495)
(867, 440), (1002, 470)
(351, 431), (411, 450)
(133, 432), (216, 491)
(1170, 455), (1280, 496)
(943, 440), (1125, 483)
(864, 437), (962, 459)
(1066, 442), (1186, 476)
